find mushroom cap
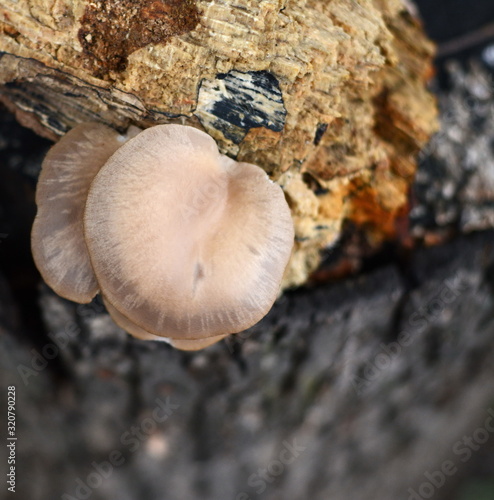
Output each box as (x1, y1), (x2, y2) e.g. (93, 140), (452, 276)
(31, 123), (128, 303)
(103, 297), (227, 350)
(84, 124), (294, 340)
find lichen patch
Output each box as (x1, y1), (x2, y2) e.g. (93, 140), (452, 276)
(78, 0), (200, 76)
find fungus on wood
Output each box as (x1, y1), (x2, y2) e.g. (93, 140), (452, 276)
(31, 123), (294, 349)
(0, 0), (438, 289)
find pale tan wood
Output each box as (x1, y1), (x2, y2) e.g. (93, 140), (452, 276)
(0, 0), (438, 288)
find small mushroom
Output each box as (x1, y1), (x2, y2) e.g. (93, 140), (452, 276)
(32, 123), (294, 350)
(31, 123), (139, 303)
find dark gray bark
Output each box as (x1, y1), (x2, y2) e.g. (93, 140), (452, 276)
(1, 228), (494, 500)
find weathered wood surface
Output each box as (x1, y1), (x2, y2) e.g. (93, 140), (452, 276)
(0, 0), (438, 287)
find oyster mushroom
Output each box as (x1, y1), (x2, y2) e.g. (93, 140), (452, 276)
(32, 123), (294, 349)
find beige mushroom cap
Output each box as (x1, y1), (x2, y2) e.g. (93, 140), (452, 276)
(84, 124), (294, 340)
(31, 123), (128, 303)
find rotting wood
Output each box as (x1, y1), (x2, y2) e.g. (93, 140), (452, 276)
(0, 0), (438, 288)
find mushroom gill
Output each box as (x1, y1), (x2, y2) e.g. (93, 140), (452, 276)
(103, 297), (228, 351)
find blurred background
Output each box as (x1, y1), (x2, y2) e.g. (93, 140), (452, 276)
(1, 1), (494, 499)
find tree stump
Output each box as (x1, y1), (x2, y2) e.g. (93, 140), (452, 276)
(0, 0), (438, 287)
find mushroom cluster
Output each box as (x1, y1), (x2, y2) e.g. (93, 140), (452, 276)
(32, 123), (294, 350)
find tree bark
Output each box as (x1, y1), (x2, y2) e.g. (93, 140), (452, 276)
(3, 226), (494, 500)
